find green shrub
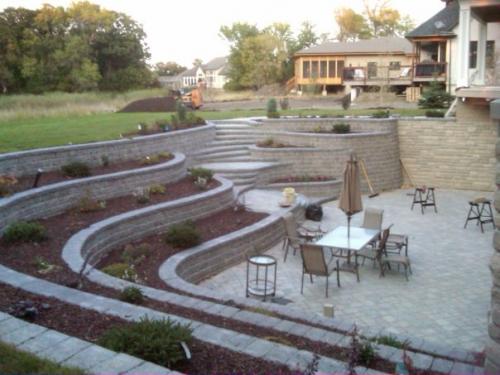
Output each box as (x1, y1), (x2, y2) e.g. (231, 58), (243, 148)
(122, 243), (151, 264)
(119, 286), (144, 304)
(341, 94), (351, 110)
(78, 191), (106, 213)
(164, 220), (201, 249)
(188, 167), (213, 182)
(170, 114), (179, 128)
(266, 98), (280, 118)
(2, 221), (47, 244)
(371, 110), (390, 118)
(418, 80), (454, 109)
(185, 112), (206, 126)
(0, 175), (17, 197)
(332, 123), (350, 134)
(148, 183), (166, 195)
(98, 317), (192, 368)
(359, 341), (376, 366)
(61, 162), (91, 178)
(137, 123), (149, 135)
(425, 110), (445, 118)
(140, 155), (160, 166)
(374, 335), (405, 349)
(279, 97), (289, 110)
(102, 263), (137, 282)
(176, 101), (187, 122)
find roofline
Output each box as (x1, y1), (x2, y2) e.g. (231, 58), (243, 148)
(406, 33), (456, 40)
(294, 51), (415, 58)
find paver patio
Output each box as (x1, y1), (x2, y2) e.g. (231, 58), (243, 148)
(201, 188), (493, 351)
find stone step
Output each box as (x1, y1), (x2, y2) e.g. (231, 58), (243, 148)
(198, 161), (278, 173)
(206, 139), (256, 147)
(215, 129), (261, 136)
(193, 145), (249, 157)
(194, 150), (251, 162)
(214, 124), (253, 130)
(215, 135), (261, 141)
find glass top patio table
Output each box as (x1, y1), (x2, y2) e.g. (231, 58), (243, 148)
(314, 226), (380, 251)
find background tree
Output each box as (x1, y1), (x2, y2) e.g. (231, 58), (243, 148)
(192, 58), (203, 68)
(363, 0), (415, 38)
(335, 8), (371, 42)
(154, 62), (186, 76)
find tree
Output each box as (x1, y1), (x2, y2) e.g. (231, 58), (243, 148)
(192, 58), (203, 68)
(335, 8), (371, 42)
(295, 21), (319, 52)
(363, 0), (415, 38)
(154, 62), (186, 76)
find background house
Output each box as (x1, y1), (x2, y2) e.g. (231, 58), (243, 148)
(293, 36), (415, 94)
(203, 56), (229, 89)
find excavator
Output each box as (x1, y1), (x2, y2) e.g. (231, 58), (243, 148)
(180, 85), (203, 110)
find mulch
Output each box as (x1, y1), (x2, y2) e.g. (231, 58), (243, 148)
(118, 96), (177, 113)
(8, 153), (174, 195)
(0, 283), (292, 375)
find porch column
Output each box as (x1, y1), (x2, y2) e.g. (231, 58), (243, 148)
(476, 19), (487, 85)
(457, 3), (472, 88)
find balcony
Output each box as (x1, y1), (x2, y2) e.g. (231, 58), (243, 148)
(342, 65), (413, 86)
(413, 62), (447, 82)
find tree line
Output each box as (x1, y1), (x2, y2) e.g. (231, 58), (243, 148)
(0, 1), (152, 93)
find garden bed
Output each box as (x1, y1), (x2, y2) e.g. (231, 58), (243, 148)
(0, 283), (291, 374)
(4, 153), (174, 196)
(0, 176), (220, 287)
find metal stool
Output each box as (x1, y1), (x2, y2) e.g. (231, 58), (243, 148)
(411, 187), (437, 214)
(464, 198), (494, 233)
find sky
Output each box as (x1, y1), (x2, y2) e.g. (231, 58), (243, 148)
(0, 0), (445, 67)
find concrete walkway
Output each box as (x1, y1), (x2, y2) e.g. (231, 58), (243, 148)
(201, 188), (493, 352)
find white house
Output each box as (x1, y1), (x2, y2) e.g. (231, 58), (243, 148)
(203, 56), (229, 89)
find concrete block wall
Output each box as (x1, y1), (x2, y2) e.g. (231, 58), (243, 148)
(0, 154), (186, 231)
(398, 114), (496, 191)
(259, 117), (396, 133)
(487, 99), (500, 374)
(0, 124), (215, 176)
(249, 146), (350, 178)
(266, 130), (401, 193)
(264, 179), (342, 198)
(73, 177), (235, 267)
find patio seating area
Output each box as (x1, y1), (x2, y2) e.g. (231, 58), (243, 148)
(200, 188), (493, 351)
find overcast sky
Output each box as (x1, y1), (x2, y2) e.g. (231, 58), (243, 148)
(1, 0), (444, 67)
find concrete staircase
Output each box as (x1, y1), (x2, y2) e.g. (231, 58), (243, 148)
(192, 122), (284, 191)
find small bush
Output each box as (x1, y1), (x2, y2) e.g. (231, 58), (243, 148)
(266, 98), (280, 118)
(2, 221), (47, 244)
(341, 93), (351, 110)
(371, 110), (390, 118)
(98, 317), (192, 368)
(133, 187), (150, 204)
(176, 101), (187, 122)
(0, 175), (17, 197)
(119, 286), (144, 304)
(164, 220), (201, 249)
(148, 183), (166, 195)
(101, 155), (110, 167)
(170, 114), (179, 128)
(140, 155), (160, 166)
(122, 243), (151, 264)
(194, 176), (209, 190)
(157, 152), (172, 159)
(425, 110), (445, 118)
(359, 341), (376, 366)
(279, 97), (289, 110)
(185, 112), (206, 126)
(313, 125), (325, 133)
(189, 167), (213, 182)
(137, 123), (149, 135)
(332, 123), (350, 134)
(78, 192), (106, 213)
(102, 263), (138, 282)
(61, 162), (91, 178)
(374, 335), (405, 349)
(418, 80), (454, 109)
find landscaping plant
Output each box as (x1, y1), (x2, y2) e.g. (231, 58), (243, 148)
(371, 109), (390, 118)
(164, 220), (201, 249)
(121, 243), (151, 264)
(425, 110), (445, 118)
(61, 161), (91, 178)
(188, 167), (213, 182)
(119, 286), (144, 305)
(332, 123), (351, 134)
(148, 183), (166, 195)
(101, 263), (138, 282)
(266, 98), (280, 118)
(98, 317), (192, 368)
(2, 221), (48, 244)
(418, 80), (454, 109)
(0, 175), (18, 197)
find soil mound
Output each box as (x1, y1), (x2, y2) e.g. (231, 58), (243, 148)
(119, 96), (177, 112)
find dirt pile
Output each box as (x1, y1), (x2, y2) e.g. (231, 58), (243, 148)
(119, 96), (177, 112)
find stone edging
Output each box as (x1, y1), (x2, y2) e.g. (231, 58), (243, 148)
(62, 176), (235, 271)
(0, 123), (215, 176)
(0, 311), (174, 374)
(0, 153), (186, 231)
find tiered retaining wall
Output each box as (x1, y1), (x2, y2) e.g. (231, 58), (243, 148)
(0, 153), (186, 231)
(0, 123), (215, 176)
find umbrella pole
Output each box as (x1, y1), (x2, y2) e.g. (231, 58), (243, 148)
(347, 214), (352, 264)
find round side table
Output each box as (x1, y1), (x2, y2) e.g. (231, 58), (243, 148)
(246, 255), (277, 301)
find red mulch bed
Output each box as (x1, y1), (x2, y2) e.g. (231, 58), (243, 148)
(0, 176), (219, 288)
(0, 283), (292, 374)
(97, 207), (267, 289)
(9, 154), (174, 195)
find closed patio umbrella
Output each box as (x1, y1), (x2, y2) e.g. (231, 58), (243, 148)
(338, 153), (363, 238)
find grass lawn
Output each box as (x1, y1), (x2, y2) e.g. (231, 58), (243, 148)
(0, 341), (84, 374)
(0, 107), (427, 153)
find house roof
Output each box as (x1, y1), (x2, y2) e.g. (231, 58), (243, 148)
(203, 56), (228, 71)
(406, 1), (459, 38)
(178, 66), (199, 77)
(295, 37), (413, 56)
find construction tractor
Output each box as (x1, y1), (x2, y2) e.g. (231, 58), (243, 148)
(180, 85), (203, 110)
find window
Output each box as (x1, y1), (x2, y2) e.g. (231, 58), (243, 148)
(311, 61), (319, 79)
(389, 61), (401, 70)
(337, 60), (344, 77)
(303, 61), (310, 78)
(367, 62), (377, 78)
(320, 61), (327, 78)
(328, 61), (336, 78)
(486, 40), (495, 69)
(469, 41), (477, 69)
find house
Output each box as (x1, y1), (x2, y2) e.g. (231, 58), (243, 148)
(406, 0), (500, 93)
(293, 36), (416, 94)
(159, 57), (230, 90)
(203, 56), (229, 89)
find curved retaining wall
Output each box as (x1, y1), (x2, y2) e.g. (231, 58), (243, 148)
(258, 117), (396, 133)
(258, 130), (399, 193)
(0, 153), (186, 231)
(62, 176), (235, 268)
(264, 179), (342, 198)
(249, 145), (350, 178)
(0, 123), (215, 176)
